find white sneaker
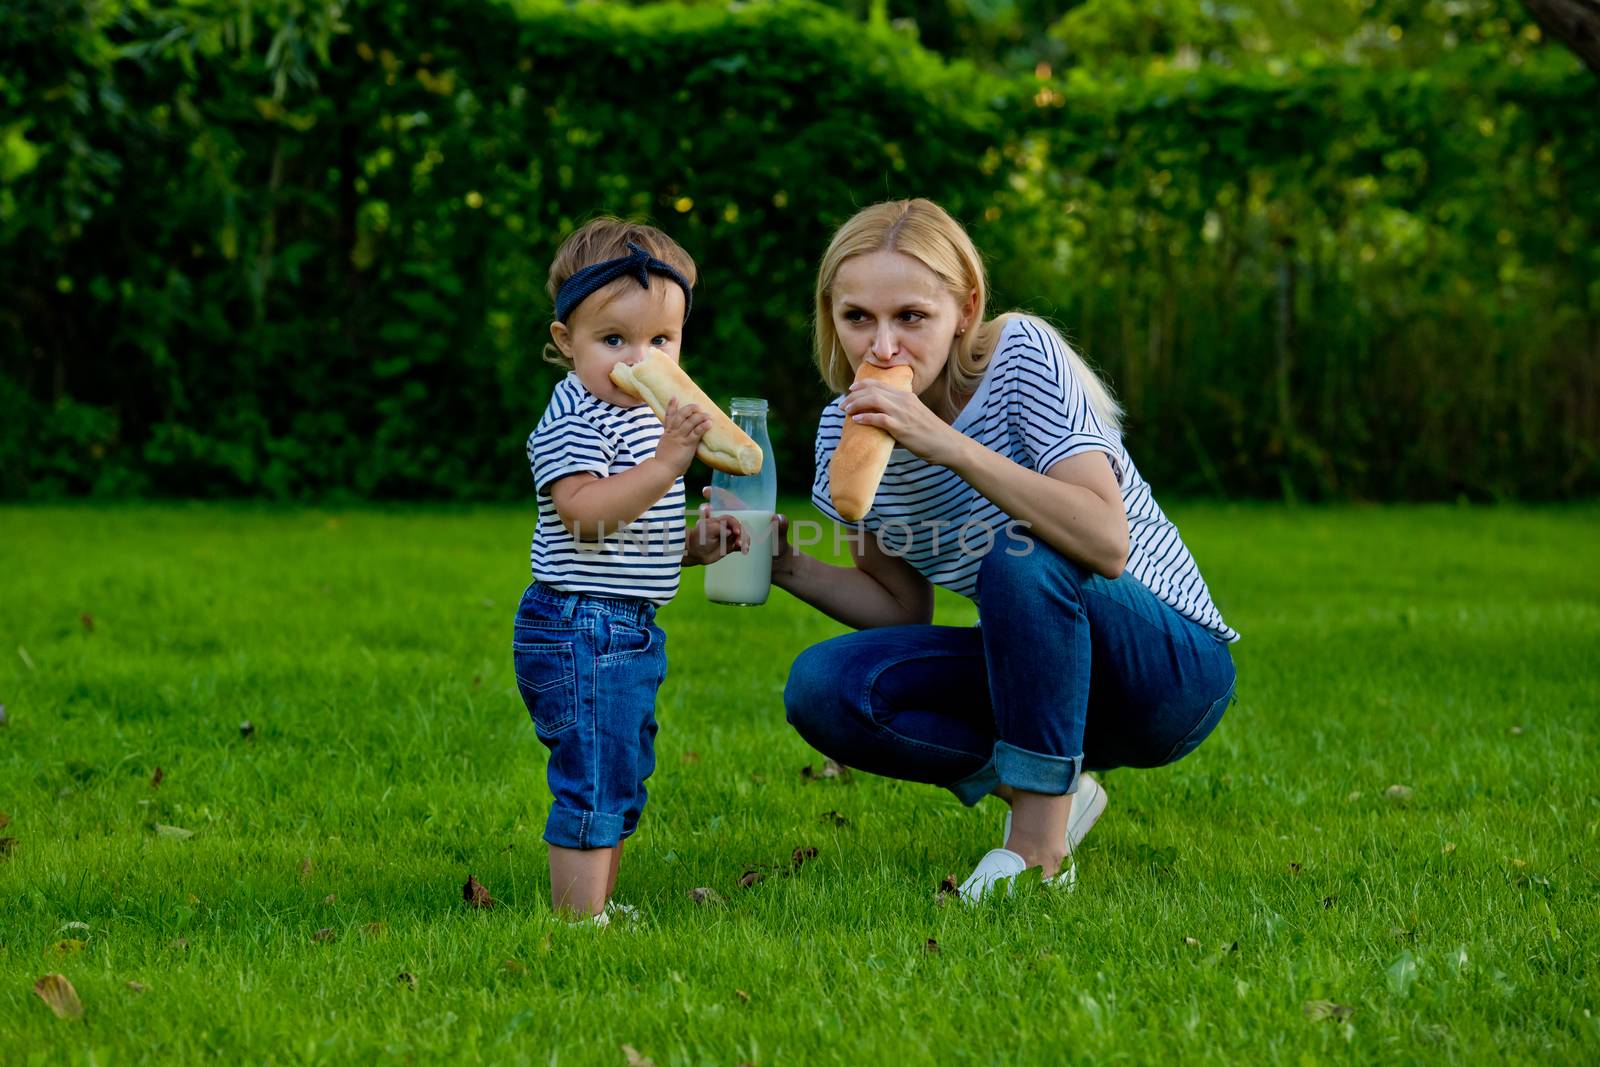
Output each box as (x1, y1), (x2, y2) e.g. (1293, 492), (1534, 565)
(957, 848), (1076, 904)
(570, 902), (638, 929)
(1001, 772), (1107, 853)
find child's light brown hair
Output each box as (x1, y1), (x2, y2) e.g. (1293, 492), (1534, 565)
(543, 217), (698, 368)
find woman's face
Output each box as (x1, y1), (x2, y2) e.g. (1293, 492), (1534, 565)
(830, 250), (974, 396)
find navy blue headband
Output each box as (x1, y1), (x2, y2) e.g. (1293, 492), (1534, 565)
(554, 241), (693, 324)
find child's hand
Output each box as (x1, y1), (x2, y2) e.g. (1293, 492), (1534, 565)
(654, 397), (712, 476)
(684, 503), (747, 567)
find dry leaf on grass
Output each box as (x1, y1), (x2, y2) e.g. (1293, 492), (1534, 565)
(150, 767), (164, 789)
(33, 973), (84, 1019)
(1303, 999), (1354, 1022)
(363, 922), (388, 938)
(680, 751), (701, 765)
(299, 857), (313, 881)
(687, 887), (724, 907)
(80, 613), (94, 633)
(924, 938), (941, 955)
(503, 959), (527, 976)
(126, 981), (147, 994)
(800, 759), (852, 782)
(819, 810), (849, 827)
(0, 837), (14, 859)
(312, 927), (336, 944)
(734, 989), (750, 1003)
(0, 812), (9, 829)
(153, 824), (193, 840)
(934, 874), (960, 906)
(1288, 861), (1303, 875)
(621, 1045), (657, 1067)
(463, 874), (495, 910)
(1384, 784), (1413, 802)
(396, 971), (417, 990)
(323, 894), (336, 905)
(239, 720), (255, 741)
(736, 869), (764, 889)
(51, 939), (86, 955)
(1184, 937), (1202, 948)
(790, 846), (819, 871)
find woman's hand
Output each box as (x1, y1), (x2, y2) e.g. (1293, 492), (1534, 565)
(842, 380), (967, 468)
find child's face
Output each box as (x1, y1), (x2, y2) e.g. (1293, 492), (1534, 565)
(551, 279), (687, 406)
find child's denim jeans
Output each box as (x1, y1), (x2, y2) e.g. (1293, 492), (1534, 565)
(512, 582), (667, 849)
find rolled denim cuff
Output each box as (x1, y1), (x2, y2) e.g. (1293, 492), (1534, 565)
(993, 741), (1082, 796)
(948, 760), (1001, 807)
(544, 806), (625, 849)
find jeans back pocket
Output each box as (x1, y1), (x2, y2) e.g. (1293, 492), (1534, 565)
(513, 640), (579, 736)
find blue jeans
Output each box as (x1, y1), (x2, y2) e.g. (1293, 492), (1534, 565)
(784, 540), (1236, 803)
(512, 582), (668, 849)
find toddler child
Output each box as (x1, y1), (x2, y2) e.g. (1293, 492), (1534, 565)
(514, 217), (744, 924)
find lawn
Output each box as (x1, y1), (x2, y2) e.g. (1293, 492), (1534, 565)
(1, 501), (1597, 1065)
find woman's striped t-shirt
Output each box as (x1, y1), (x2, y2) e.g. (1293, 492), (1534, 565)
(526, 373), (685, 605)
(810, 316), (1238, 642)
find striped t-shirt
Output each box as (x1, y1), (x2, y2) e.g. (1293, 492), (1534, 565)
(810, 316), (1238, 642)
(526, 373), (685, 605)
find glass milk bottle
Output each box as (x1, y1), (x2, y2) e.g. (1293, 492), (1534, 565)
(704, 398), (777, 606)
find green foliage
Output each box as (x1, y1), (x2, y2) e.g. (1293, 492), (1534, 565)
(0, 0), (1595, 501)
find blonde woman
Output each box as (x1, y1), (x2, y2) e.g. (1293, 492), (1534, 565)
(772, 199), (1238, 900)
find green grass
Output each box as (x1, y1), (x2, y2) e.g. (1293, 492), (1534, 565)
(1, 501), (1597, 1065)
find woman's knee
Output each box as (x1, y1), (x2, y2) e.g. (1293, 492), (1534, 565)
(783, 642), (847, 741)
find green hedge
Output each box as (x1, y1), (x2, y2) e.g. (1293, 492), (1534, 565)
(2, 0), (1595, 501)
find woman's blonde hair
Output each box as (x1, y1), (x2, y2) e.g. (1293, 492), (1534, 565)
(813, 198), (1120, 433)
(543, 217), (698, 367)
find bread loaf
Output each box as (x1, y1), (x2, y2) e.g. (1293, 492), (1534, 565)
(829, 362), (914, 521)
(609, 348), (763, 476)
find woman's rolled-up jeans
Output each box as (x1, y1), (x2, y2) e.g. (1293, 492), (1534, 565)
(783, 538), (1236, 802)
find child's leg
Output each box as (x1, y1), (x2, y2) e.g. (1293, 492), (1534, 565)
(549, 845), (618, 918)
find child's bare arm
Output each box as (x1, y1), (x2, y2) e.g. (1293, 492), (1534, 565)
(550, 399), (711, 540)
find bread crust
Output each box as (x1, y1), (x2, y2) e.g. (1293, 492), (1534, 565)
(829, 362), (914, 521)
(609, 349), (764, 476)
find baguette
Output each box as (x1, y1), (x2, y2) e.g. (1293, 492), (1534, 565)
(609, 348), (763, 476)
(829, 361), (914, 521)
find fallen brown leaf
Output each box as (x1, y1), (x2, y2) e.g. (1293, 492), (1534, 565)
(33, 973), (83, 1019)
(1442, 842), (1456, 855)
(1384, 784), (1413, 802)
(1508, 724), (1523, 735)
(0, 812), (9, 829)
(396, 971), (417, 990)
(239, 720), (255, 741)
(0, 837), (14, 859)
(312, 927), (335, 944)
(687, 887), (724, 907)
(80, 613), (94, 633)
(1303, 999), (1354, 1022)
(924, 938), (941, 955)
(363, 922), (388, 938)
(736, 869), (764, 889)
(1288, 861), (1303, 875)
(1322, 895), (1337, 908)
(790, 845), (819, 871)
(299, 857), (313, 881)
(734, 989), (750, 1003)
(935, 874), (960, 906)
(819, 810), (849, 827)
(169, 938), (189, 952)
(621, 1045), (657, 1067)
(463, 874), (495, 910)
(125, 981), (147, 994)
(1184, 937), (1202, 948)
(51, 939), (86, 955)
(153, 824), (193, 840)
(323, 894), (337, 905)
(150, 766), (164, 789)
(680, 751), (701, 765)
